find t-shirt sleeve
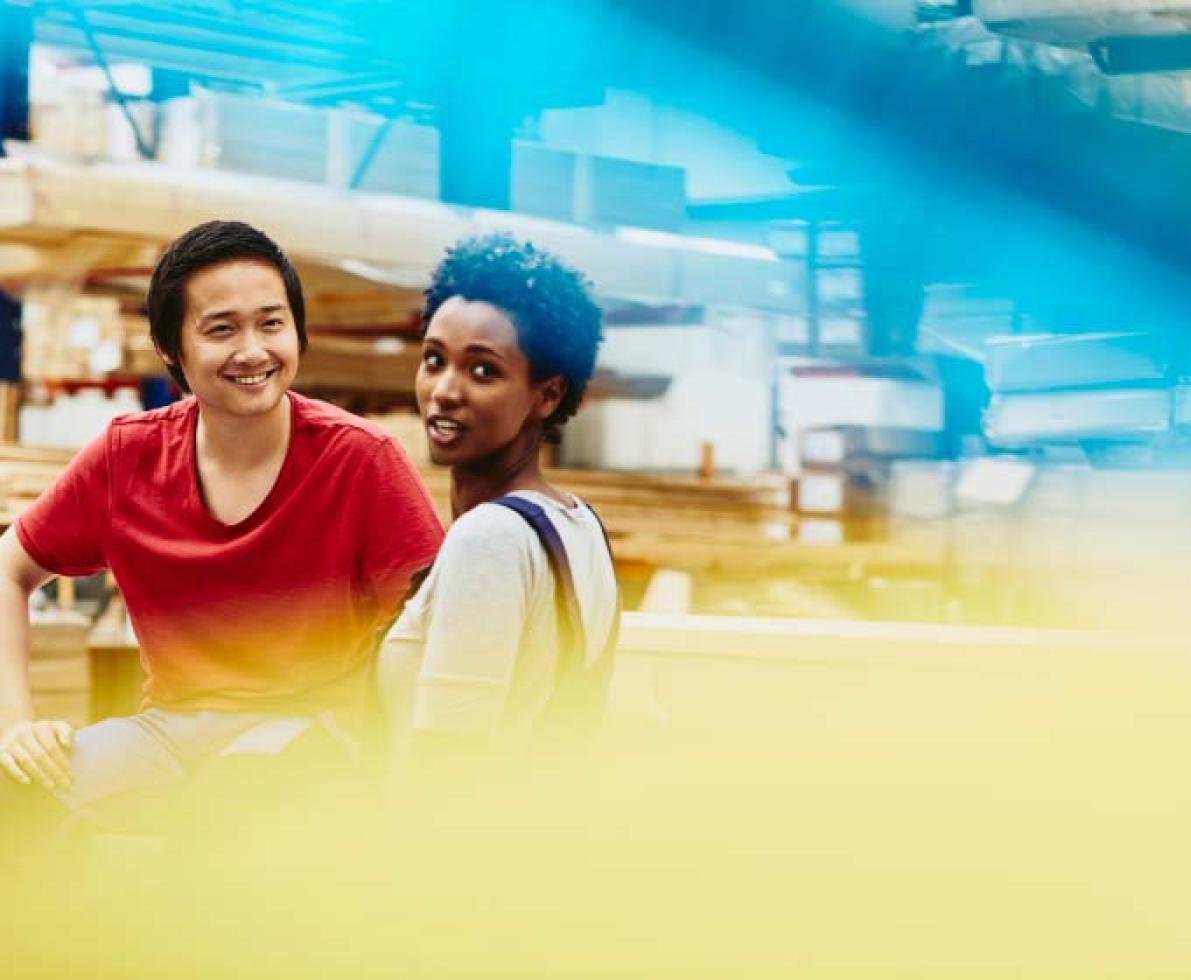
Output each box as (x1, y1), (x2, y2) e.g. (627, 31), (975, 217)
(15, 428), (112, 577)
(413, 506), (538, 736)
(360, 435), (445, 616)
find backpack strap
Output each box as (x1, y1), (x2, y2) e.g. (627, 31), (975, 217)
(491, 494), (621, 740)
(491, 495), (586, 679)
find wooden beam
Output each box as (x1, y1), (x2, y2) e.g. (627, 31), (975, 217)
(0, 156), (799, 312)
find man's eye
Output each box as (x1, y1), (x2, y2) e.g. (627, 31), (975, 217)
(208, 324), (233, 336)
(262, 318), (284, 329)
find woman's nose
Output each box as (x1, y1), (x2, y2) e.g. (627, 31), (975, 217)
(430, 367), (463, 405)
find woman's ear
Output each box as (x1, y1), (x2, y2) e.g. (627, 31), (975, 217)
(535, 376), (565, 421)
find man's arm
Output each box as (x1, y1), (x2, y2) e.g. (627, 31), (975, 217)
(0, 528), (73, 790)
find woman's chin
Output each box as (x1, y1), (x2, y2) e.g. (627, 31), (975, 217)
(429, 444), (466, 466)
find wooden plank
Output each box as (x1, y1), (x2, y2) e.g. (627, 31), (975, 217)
(0, 154), (798, 314)
(295, 336), (420, 394)
(0, 441), (963, 574)
(86, 612), (1184, 735)
(639, 570), (693, 614)
(88, 642), (145, 722)
(0, 383), (18, 443)
(0, 443), (75, 465)
(29, 614), (90, 659)
(29, 656), (88, 692)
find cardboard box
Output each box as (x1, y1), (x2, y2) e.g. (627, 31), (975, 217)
(796, 465), (888, 517)
(332, 113), (439, 198)
(20, 289), (125, 381)
(781, 373), (944, 434)
(985, 331), (1168, 393)
(984, 387), (1171, 446)
(511, 142), (577, 222)
(201, 93), (328, 183)
(796, 516), (886, 546)
(801, 426), (943, 466)
(511, 142), (686, 231)
(582, 154), (686, 231)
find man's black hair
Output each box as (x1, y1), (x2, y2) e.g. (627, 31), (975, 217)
(422, 233), (603, 443)
(146, 220), (307, 392)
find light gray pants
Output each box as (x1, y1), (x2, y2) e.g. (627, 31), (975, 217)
(54, 708), (342, 819)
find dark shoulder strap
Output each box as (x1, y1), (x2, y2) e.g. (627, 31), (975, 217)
(493, 494), (622, 740)
(491, 495), (585, 677)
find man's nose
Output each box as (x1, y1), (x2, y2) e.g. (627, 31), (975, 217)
(235, 328), (270, 362)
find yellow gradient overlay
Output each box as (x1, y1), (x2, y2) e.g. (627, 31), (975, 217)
(8, 608), (1191, 977)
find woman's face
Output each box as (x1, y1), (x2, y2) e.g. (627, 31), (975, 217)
(416, 296), (561, 468)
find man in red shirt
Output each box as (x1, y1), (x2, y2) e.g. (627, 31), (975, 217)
(0, 221), (443, 832)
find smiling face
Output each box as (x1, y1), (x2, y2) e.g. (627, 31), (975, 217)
(416, 296), (562, 469)
(169, 258), (300, 422)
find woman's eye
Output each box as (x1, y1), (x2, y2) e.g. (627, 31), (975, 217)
(423, 351), (443, 368)
(471, 363), (497, 380)
(208, 324), (233, 336)
(262, 318), (284, 329)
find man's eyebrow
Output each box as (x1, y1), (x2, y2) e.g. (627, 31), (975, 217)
(198, 303), (285, 323)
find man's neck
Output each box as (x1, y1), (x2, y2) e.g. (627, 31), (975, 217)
(196, 394), (292, 472)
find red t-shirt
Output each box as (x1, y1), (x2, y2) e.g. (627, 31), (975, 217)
(17, 392), (444, 718)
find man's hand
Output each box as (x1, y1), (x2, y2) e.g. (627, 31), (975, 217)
(0, 720), (74, 790)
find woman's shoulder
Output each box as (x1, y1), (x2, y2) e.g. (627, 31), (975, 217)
(440, 498), (542, 556)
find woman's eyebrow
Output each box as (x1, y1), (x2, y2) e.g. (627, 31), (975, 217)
(464, 343), (504, 358)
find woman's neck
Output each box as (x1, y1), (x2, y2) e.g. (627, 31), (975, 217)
(449, 434), (563, 519)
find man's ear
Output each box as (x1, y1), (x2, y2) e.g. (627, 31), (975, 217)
(535, 376), (565, 421)
(155, 342), (187, 387)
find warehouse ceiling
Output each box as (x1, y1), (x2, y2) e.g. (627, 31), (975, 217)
(13, 0), (1191, 353)
(20, 1), (1191, 210)
(27, 0), (610, 112)
(25, 2), (1191, 224)
(31, 0), (425, 100)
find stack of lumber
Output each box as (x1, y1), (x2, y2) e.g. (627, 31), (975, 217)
(295, 337), (421, 394)
(0, 438), (945, 576)
(0, 444), (74, 528)
(411, 461), (802, 567)
(20, 288), (148, 381)
(0, 382), (17, 443)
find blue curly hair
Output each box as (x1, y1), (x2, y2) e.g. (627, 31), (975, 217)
(422, 233), (604, 443)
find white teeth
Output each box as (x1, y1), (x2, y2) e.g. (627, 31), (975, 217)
(431, 418), (462, 432)
(228, 372), (270, 385)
